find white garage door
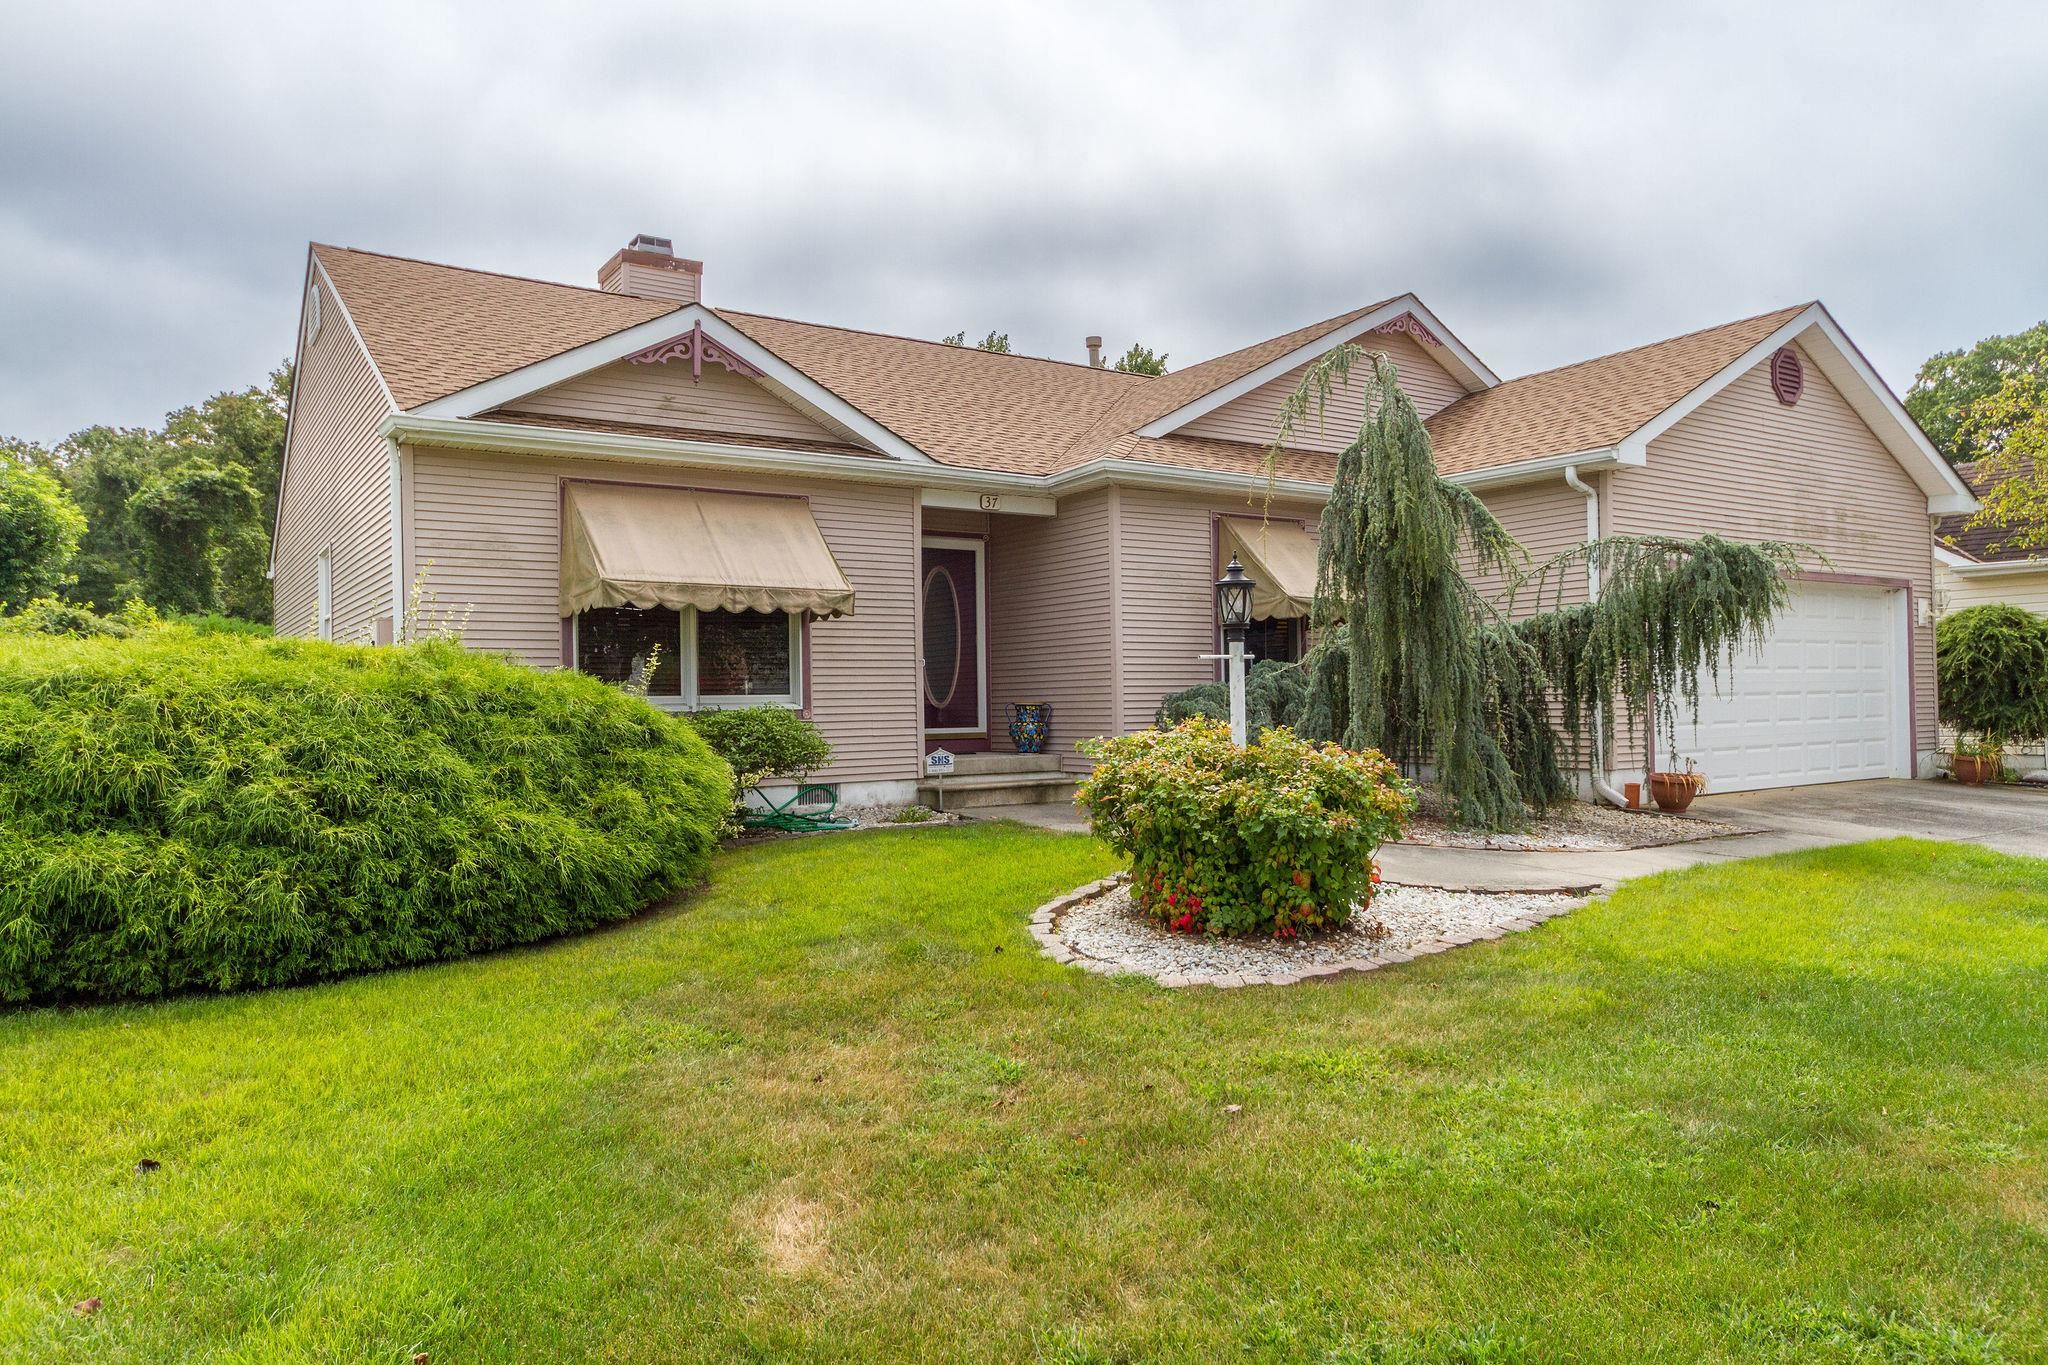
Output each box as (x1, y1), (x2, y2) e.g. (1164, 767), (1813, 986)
(1669, 584), (1909, 793)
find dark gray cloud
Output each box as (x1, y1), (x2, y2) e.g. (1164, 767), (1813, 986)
(2, 0), (2043, 443)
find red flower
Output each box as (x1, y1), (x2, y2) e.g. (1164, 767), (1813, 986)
(1185, 896), (1202, 913)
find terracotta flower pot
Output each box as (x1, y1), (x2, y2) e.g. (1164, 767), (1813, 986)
(1648, 772), (1703, 814)
(1952, 754), (1996, 786)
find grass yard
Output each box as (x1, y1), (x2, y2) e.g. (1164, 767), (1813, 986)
(4, 828), (2046, 1362)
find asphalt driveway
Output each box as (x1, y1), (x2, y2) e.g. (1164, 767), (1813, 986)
(1377, 779), (2048, 893)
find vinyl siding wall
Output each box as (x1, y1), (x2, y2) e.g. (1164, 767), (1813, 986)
(1180, 330), (1469, 450)
(273, 271), (396, 641)
(1936, 562), (2048, 617)
(1108, 487), (1326, 737)
(986, 490), (1116, 772)
(499, 359), (839, 443)
(404, 447), (921, 786)
(1606, 342), (1939, 769)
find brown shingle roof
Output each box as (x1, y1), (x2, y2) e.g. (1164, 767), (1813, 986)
(314, 244), (677, 409)
(1422, 304), (1811, 475)
(713, 310), (1147, 473)
(1053, 302), (1399, 467)
(1938, 458), (2046, 563)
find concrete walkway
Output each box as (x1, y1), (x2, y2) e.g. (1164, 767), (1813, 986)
(976, 779), (2048, 894)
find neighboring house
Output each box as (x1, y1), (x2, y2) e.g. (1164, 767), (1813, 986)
(1935, 457), (2048, 772)
(273, 234), (1974, 806)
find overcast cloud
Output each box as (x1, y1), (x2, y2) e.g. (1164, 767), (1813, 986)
(2, 1), (2044, 444)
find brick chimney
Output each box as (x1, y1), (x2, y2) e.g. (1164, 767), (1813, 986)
(598, 233), (702, 305)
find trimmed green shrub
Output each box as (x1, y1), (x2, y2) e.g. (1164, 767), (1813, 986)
(1078, 718), (1413, 938)
(0, 629), (732, 1002)
(1937, 603), (2048, 749)
(685, 706), (831, 789)
(1153, 658), (1312, 738)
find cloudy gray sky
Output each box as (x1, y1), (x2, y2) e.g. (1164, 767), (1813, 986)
(3, 1), (2044, 445)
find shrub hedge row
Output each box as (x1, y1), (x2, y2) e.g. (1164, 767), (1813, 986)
(0, 629), (732, 1002)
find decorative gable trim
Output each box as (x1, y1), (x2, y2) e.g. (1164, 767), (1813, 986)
(1135, 295), (1497, 439)
(408, 304), (932, 464)
(628, 320), (764, 379)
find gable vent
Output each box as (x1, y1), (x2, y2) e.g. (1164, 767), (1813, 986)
(1770, 346), (1804, 406)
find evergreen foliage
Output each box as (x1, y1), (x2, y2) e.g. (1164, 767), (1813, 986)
(0, 628), (732, 1002)
(1936, 603), (2048, 747)
(1224, 341), (1805, 829)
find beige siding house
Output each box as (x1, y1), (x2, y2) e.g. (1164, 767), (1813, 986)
(274, 234), (1974, 805)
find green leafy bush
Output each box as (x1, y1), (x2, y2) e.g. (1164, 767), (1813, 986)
(0, 595), (162, 639)
(0, 629), (732, 1002)
(1937, 604), (2048, 749)
(1078, 718), (1413, 938)
(0, 452), (86, 608)
(1153, 658), (1312, 738)
(684, 706), (831, 788)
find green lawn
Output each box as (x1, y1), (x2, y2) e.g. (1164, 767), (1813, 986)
(4, 829), (2046, 1363)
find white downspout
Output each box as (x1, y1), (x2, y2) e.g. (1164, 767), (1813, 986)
(1564, 465), (1630, 808)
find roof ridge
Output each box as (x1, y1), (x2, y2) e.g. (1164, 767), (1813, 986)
(313, 243), (674, 305)
(715, 307), (1154, 378)
(1486, 301), (1815, 389)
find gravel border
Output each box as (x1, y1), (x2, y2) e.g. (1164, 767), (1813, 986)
(1400, 801), (1750, 851)
(1028, 874), (1585, 987)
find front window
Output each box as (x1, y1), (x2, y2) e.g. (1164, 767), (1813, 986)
(572, 605), (801, 707)
(1244, 616), (1305, 664)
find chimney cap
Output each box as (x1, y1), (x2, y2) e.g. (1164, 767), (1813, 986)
(628, 233), (674, 256)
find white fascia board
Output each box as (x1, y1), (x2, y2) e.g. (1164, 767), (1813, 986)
(1049, 457), (1334, 502)
(407, 306), (934, 465)
(385, 414), (1031, 495)
(1135, 295), (1498, 440)
(1936, 549), (2048, 578)
(1445, 447), (1627, 491)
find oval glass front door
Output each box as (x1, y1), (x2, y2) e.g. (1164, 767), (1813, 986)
(922, 565), (961, 710)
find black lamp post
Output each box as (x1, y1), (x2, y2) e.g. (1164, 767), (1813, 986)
(1216, 556), (1255, 647)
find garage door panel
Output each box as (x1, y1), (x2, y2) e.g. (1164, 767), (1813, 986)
(1671, 584), (1906, 793)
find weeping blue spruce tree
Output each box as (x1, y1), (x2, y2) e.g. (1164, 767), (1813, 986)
(1269, 344), (1800, 830)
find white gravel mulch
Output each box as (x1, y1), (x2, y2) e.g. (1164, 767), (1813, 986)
(1047, 879), (1583, 986)
(1401, 799), (1747, 851)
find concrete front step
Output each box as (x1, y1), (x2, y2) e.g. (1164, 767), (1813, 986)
(945, 751), (1063, 777)
(917, 771), (1080, 810)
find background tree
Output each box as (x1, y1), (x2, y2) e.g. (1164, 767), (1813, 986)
(0, 449), (87, 608)
(939, 330), (1012, 353)
(1955, 374), (2047, 554)
(1906, 322), (2048, 466)
(20, 362), (290, 620)
(1112, 343), (1169, 375)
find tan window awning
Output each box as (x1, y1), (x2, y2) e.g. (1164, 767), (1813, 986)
(561, 482), (856, 619)
(1220, 518), (1319, 619)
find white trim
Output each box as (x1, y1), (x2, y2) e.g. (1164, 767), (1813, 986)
(387, 440), (406, 629)
(387, 412), (1047, 495)
(407, 304), (934, 465)
(1613, 303), (1978, 516)
(919, 534), (987, 736)
(1936, 547), (2048, 578)
(1134, 295), (1498, 439)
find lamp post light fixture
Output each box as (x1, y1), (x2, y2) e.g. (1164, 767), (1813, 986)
(1214, 556), (1258, 745)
